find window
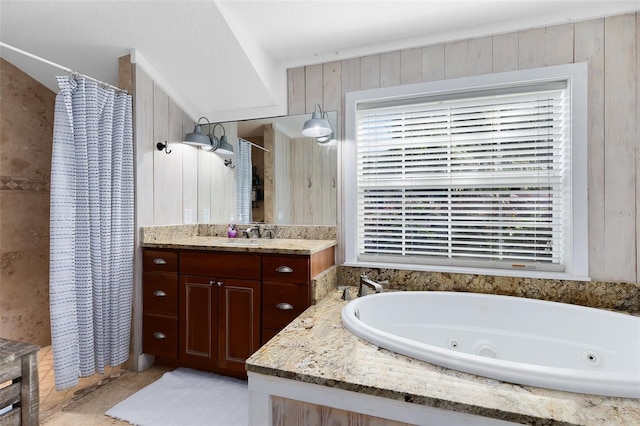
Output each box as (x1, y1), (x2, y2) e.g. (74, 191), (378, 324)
(344, 63), (588, 280)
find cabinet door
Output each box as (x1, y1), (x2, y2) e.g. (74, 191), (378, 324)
(217, 278), (261, 376)
(179, 275), (217, 371)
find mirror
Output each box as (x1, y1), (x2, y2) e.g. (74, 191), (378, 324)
(237, 112), (337, 226)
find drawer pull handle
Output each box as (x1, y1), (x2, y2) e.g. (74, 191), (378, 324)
(153, 290), (167, 297)
(276, 302), (294, 311)
(153, 258), (167, 265)
(153, 332), (167, 340)
(276, 266), (293, 273)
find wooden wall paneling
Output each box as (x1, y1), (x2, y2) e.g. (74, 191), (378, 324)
(153, 84), (181, 224)
(165, 98), (184, 224)
(275, 130), (292, 223)
(306, 139), (320, 224)
(210, 121), (237, 223)
(135, 66), (155, 228)
(492, 33), (519, 73)
(422, 44), (445, 82)
(401, 47), (423, 84)
(322, 61), (342, 112)
(288, 67), (306, 115)
(181, 112), (197, 222)
(380, 51), (401, 87)
(637, 12), (640, 283)
(518, 27), (546, 69)
(467, 36), (493, 76)
(360, 54), (381, 90)
(603, 13), (637, 282)
(290, 137), (305, 223)
(545, 23), (575, 66)
(132, 65), (154, 367)
(575, 18), (605, 279)
(305, 64), (323, 113)
(197, 146), (212, 223)
(263, 125), (275, 223)
(444, 39), (469, 79)
(322, 60), (341, 224)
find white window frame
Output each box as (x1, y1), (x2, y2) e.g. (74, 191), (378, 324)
(344, 63), (589, 281)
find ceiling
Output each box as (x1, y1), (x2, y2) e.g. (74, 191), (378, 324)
(1, 1), (638, 123)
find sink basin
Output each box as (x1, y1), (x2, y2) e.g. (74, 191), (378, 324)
(221, 239), (261, 246)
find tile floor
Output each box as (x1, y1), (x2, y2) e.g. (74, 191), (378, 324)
(38, 345), (173, 425)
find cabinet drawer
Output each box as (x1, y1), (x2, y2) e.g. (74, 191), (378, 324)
(262, 255), (310, 284)
(143, 314), (178, 359)
(262, 281), (310, 330)
(143, 250), (178, 272)
(180, 252), (260, 280)
(143, 272), (178, 315)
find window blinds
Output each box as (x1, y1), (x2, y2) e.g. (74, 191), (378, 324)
(236, 138), (252, 222)
(356, 84), (569, 272)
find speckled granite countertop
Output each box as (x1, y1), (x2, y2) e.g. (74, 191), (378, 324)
(246, 289), (640, 426)
(141, 236), (336, 255)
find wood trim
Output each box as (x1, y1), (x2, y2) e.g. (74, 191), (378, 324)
(310, 247), (335, 278)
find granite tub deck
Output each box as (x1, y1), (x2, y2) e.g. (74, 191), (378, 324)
(246, 290), (640, 426)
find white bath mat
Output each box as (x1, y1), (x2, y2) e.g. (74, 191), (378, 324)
(106, 367), (248, 426)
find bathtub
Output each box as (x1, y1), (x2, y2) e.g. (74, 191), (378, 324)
(341, 291), (640, 398)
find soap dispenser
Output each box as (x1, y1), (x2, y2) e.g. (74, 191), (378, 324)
(227, 215), (237, 238)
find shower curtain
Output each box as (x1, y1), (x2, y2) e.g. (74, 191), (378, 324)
(49, 76), (134, 390)
(236, 138), (252, 222)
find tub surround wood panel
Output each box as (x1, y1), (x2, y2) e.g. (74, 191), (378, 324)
(246, 291), (640, 425)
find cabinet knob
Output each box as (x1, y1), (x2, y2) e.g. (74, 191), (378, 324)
(153, 258), (167, 265)
(276, 302), (294, 311)
(153, 290), (167, 297)
(276, 266), (293, 273)
(153, 332), (167, 340)
(217, 281), (223, 287)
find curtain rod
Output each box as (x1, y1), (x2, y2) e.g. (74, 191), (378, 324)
(239, 138), (269, 153)
(0, 42), (126, 93)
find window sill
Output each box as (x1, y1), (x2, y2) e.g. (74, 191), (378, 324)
(342, 260), (591, 282)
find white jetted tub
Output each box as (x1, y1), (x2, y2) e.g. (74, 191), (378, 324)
(341, 291), (640, 398)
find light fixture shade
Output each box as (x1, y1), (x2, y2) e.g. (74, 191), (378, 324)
(183, 124), (211, 147)
(215, 135), (234, 156)
(301, 111), (332, 137)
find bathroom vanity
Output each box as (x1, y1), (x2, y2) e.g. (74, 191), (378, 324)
(141, 236), (335, 379)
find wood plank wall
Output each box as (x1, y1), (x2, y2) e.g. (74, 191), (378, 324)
(287, 13), (639, 282)
(133, 64), (237, 226)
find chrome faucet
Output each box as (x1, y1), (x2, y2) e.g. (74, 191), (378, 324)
(358, 273), (388, 297)
(243, 226), (260, 238)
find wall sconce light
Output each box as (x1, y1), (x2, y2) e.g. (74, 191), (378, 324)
(183, 117), (234, 156)
(301, 104), (332, 138)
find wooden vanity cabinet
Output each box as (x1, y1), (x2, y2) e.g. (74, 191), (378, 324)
(142, 250), (179, 361)
(261, 247), (335, 345)
(142, 245), (334, 377)
(179, 252), (261, 378)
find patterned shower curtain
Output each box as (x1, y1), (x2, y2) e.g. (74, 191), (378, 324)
(49, 76), (134, 390)
(236, 138), (252, 222)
